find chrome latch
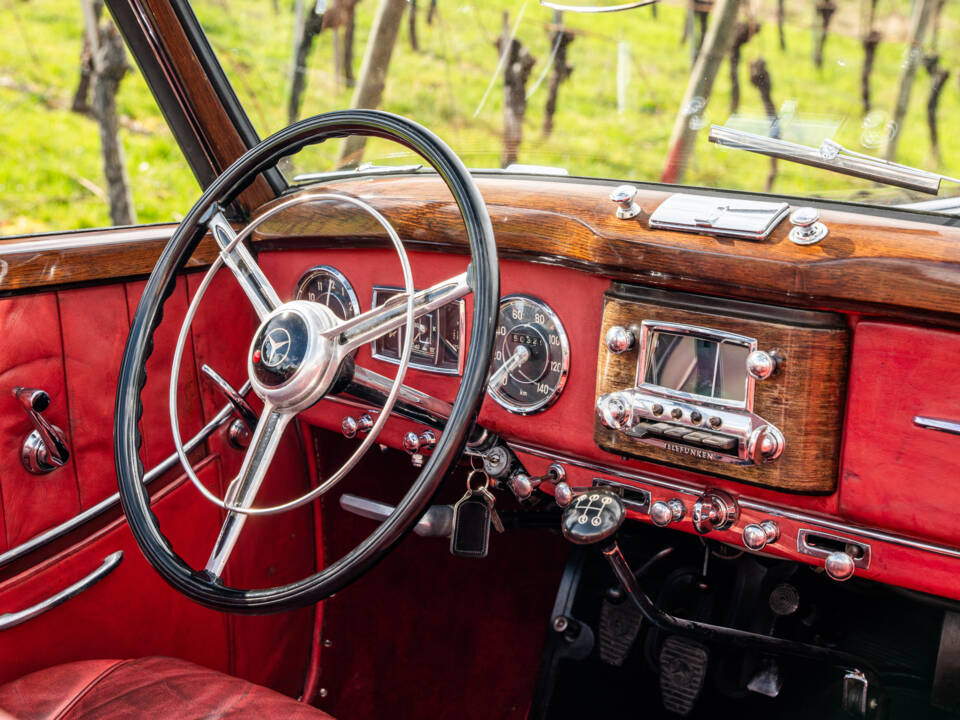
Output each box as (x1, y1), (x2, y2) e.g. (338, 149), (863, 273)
(788, 207), (828, 245)
(13, 387), (70, 474)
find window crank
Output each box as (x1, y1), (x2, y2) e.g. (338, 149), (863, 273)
(13, 387), (70, 474)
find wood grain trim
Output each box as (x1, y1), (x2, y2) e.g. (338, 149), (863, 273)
(0, 225), (218, 293)
(252, 176), (960, 320)
(593, 292), (849, 494)
(137, 0), (273, 210)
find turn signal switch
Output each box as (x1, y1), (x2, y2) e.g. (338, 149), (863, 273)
(742, 520), (780, 551)
(341, 413), (374, 439)
(691, 489), (739, 535)
(403, 430), (436, 467)
(13, 387), (70, 474)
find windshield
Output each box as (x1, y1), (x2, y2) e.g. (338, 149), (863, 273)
(199, 0), (960, 213)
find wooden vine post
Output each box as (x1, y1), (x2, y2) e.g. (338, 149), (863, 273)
(543, 13), (574, 138)
(749, 58), (778, 192)
(661, 0), (741, 185)
(336, 0), (407, 167)
(729, 19), (760, 114)
(812, 1), (837, 69)
(408, 0), (419, 51)
(72, 0), (103, 113)
(287, 0), (327, 123)
(860, 0), (881, 115)
(332, 0), (360, 88)
(923, 1), (948, 162)
(497, 11), (535, 167)
(83, 0), (136, 225)
(884, 0), (937, 161)
(777, 0), (786, 50)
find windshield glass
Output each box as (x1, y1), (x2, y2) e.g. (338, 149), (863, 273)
(198, 0), (960, 214)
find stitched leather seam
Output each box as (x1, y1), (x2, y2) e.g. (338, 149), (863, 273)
(54, 659), (129, 720)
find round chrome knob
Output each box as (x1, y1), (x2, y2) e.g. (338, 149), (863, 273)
(402, 429), (436, 454)
(691, 489), (739, 534)
(610, 185), (641, 220)
(510, 473), (535, 500)
(341, 413), (374, 439)
(824, 551), (856, 581)
(746, 350), (780, 380)
(554, 481), (573, 508)
(748, 425), (785, 464)
(742, 520), (780, 551)
(605, 326), (636, 354)
(788, 207), (828, 245)
(596, 393), (632, 430)
(650, 498), (685, 527)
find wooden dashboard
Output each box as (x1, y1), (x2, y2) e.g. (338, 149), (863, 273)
(2, 174), (960, 602)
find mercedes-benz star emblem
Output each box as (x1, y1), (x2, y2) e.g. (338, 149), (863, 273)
(260, 327), (292, 368)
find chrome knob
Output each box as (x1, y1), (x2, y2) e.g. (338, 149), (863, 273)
(596, 392), (632, 430)
(610, 185), (642, 220)
(604, 325), (636, 354)
(650, 498), (685, 527)
(824, 551), (856, 581)
(402, 429), (436, 454)
(510, 473), (536, 500)
(742, 520), (780, 551)
(691, 489), (739, 535)
(747, 424), (785, 464)
(554, 481), (574, 508)
(745, 350), (781, 381)
(341, 413), (374, 439)
(788, 206), (828, 245)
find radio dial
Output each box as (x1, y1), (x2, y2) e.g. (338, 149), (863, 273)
(748, 425), (785, 464)
(597, 392), (633, 430)
(746, 350), (781, 381)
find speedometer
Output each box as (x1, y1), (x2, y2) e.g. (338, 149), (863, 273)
(487, 295), (570, 414)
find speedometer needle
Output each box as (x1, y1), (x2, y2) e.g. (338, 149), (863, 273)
(488, 345), (530, 390)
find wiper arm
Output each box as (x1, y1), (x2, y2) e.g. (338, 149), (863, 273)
(708, 125), (959, 196)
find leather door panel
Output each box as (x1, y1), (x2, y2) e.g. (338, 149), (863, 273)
(0, 293), (80, 549)
(0, 459), (230, 685)
(58, 284), (129, 508)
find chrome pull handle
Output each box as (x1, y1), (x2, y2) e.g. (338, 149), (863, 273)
(13, 387), (70, 474)
(200, 365), (258, 432)
(0, 551), (123, 630)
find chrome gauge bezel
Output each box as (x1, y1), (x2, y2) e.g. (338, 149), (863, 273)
(487, 293), (570, 415)
(294, 265), (361, 320)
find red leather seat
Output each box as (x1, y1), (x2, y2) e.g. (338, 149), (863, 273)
(0, 656), (333, 719)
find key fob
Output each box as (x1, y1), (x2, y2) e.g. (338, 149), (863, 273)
(450, 495), (491, 558)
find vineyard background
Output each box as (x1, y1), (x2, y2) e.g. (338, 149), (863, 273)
(2, 0), (958, 235)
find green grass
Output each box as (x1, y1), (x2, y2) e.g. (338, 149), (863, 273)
(2, 0), (959, 235)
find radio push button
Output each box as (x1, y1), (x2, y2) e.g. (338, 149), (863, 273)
(701, 434), (738, 452)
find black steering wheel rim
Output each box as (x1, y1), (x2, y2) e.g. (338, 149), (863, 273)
(115, 109), (499, 614)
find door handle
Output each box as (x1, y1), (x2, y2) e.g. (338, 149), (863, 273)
(0, 551), (123, 631)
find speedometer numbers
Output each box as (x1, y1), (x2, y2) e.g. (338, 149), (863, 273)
(488, 295), (570, 414)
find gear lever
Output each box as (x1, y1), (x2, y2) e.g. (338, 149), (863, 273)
(559, 490), (883, 718)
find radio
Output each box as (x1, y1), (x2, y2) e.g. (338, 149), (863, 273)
(596, 321), (785, 466)
(593, 284), (848, 494)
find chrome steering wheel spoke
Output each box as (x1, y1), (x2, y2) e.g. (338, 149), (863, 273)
(204, 405), (292, 578)
(207, 210), (282, 321)
(324, 271), (472, 362)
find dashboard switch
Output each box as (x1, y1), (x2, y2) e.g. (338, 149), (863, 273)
(610, 185), (642, 220)
(742, 520), (780, 551)
(692, 490), (739, 534)
(605, 325), (636, 354)
(341, 413), (374, 439)
(650, 499), (685, 527)
(824, 551), (856, 582)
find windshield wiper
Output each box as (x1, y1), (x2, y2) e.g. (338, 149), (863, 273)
(708, 125), (960, 196)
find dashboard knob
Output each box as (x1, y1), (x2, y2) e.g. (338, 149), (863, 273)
(596, 392), (633, 430)
(691, 490), (739, 535)
(554, 482), (573, 508)
(509, 473), (537, 500)
(746, 350), (781, 380)
(742, 520), (780, 551)
(610, 185), (642, 220)
(604, 326), (636, 354)
(342, 413), (374, 439)
(788, 206), (828, 245)
(824, 551), (856, 582)
(650, 499), (685, 527)
(748, 424), (785, 464)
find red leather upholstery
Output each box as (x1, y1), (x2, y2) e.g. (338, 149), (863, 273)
(0, 657), (333, 720)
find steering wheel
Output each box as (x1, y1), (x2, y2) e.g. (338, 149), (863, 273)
(115, 110), (499, 613)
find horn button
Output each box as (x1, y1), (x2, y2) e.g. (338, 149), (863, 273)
(248, 302), (340, 411)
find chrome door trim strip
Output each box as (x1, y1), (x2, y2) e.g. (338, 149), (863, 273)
(509, 440), (960, 560)
(0, 225), (177, 256)
(0, 399), (237, 569)
(914, 416), (960, 436)
(0, 551), (123, 630)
